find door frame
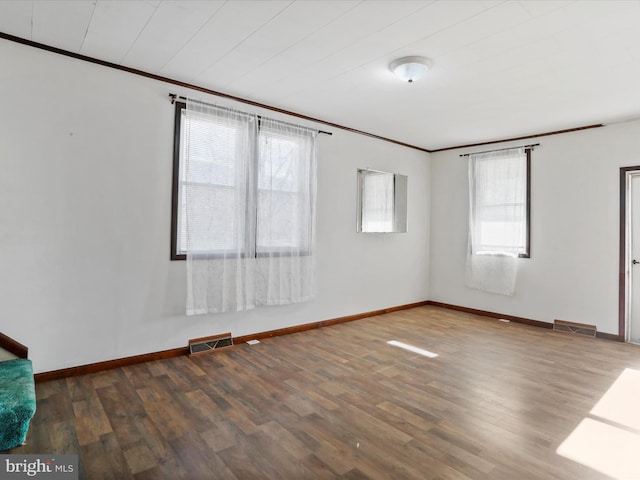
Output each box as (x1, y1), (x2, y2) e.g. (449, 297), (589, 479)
(619, 166), (640, 342)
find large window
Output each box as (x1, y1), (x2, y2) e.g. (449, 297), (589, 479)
(468, 147), (531, 258)
(171, 101), (315, 260)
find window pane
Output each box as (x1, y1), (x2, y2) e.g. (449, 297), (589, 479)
(179, 108), (251, 254)
(257, 191), (310, 251)
(184, 112), (238, 186)
(186, 184), (244, 252)
(257, 128), (312, 252)
(258, 132), (298, 192)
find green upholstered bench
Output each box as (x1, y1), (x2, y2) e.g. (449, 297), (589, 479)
(0, 358), (36, 451)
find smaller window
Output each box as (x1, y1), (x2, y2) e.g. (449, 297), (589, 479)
(356, 169), (408, 233)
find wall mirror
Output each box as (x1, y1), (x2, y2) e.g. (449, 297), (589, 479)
(356, 169), (408, 233)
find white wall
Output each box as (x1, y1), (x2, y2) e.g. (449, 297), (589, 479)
(430, 121), (640, 336)
(0, 39), (431, 373)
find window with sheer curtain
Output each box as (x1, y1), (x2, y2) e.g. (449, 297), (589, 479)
(469, 148), (530, 257)
(172, 99), (318, 314)
(360, 170), (394, 233)
(465, 147), (531, 296)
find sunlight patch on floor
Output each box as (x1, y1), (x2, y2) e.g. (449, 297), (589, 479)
(557, 368), (640, 479)
(590, 368), (640, 431)
(387, 340), (438, 358)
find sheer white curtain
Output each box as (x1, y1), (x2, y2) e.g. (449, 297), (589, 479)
(184, 100), (256, 314)
(184, 99), (317, 314)
(465, 147), (526, 296)
(361, 171), (394, 233)
(256, 117), (317, 305)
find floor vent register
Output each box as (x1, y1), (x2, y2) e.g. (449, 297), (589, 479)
(553, 319), (597, 338)
(188, 333), (234, 356)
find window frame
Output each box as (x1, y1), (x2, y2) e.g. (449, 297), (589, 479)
(170, 101), (186, 260)
(171, 101), (315, 260)
(523, 148), (531, 258)
(470, 148), (531, 259)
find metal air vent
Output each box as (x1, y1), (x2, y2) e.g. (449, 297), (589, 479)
(188, 333), (234, 356)
(553, 319), (597, 338)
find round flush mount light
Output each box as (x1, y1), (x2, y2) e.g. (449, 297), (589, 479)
(389, 56), (433, 83)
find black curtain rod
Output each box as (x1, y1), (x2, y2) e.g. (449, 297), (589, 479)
(459, 143), (539, 157)
(169, 94), (332, 136)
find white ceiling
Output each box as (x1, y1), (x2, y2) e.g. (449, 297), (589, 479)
(2, 0), (640, 150)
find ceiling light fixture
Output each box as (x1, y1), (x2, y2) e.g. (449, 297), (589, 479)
(389, 56), (433, 83)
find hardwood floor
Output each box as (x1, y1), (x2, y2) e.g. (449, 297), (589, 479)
(11, 306), (640, 479)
